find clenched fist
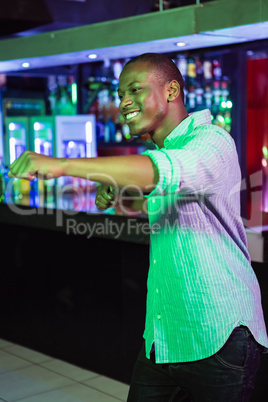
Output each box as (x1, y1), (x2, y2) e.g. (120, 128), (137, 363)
(8, 151), (66, 181)
(95, 184), (116, 210)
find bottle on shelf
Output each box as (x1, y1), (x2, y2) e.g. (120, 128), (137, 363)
(204, 84), (213, 109)
(195, 56), (204, 84)
(187, 87), (196, 111)
(113, 61), (123, 81)
(47, 75), (57, 115)
(212, 59), (222, 81)
(187, 56), (197, 80)
(176, 54), (188, 81)
(221, 77), (230, 103)
(186, 56), (197, 112)
(224, 111), (232, 133)
(203, 60), (213, 82)
(212, 80), (222, 107)
(195, 85), (204, 110)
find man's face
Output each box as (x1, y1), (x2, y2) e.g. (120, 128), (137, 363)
(118, 62), (169, 137)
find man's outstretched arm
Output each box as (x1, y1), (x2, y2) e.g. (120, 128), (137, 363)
(8, 151), (159, 193)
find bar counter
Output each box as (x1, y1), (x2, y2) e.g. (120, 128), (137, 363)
(0, 201), (150, 245)
(0, 203), (267, 400)
(0, 201), (150, 385)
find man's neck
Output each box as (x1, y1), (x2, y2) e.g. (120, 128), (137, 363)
(152, 107), (189, 149)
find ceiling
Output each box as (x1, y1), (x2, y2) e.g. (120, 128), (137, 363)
(0, 0), (203, 39)
(0, 0), (267, 73)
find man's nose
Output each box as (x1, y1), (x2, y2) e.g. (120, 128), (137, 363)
(121, 94), (133, 108)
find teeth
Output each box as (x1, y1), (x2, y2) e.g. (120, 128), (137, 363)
(126, 111), (139, 120)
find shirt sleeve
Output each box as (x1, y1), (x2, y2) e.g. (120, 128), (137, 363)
(142, 127), (234, 197)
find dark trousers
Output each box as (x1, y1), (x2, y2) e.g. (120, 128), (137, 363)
(127, 327), (261, 402)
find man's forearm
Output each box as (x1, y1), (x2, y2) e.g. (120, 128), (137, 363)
(8, 151), (159, 195)
(64, 154), (159, 192)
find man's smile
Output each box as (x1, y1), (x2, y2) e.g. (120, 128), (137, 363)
(125, 110), (141, 121)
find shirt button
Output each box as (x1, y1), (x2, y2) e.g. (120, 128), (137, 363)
(151, 229), (155, 234)
(152, 199), (155, 204)
(157, 314), (161, 320)
(153, 259), (156, 264)
(156, 289), (159, 293)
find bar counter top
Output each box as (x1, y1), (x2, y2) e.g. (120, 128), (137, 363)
(0, 202), (150, 245)
(1, 201), (268, 262)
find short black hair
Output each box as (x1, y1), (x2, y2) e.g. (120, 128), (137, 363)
(124, 52), (185, 103)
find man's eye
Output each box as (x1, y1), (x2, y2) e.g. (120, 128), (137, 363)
(132, 87), (141, 93)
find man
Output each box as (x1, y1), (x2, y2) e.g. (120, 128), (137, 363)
(8, 53), (268, 401)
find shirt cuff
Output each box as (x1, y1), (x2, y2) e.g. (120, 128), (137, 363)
(142, 149), (180, 197)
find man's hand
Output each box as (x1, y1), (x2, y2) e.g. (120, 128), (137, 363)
(95, 184), (115, 210)
(8, 151), (66, 181)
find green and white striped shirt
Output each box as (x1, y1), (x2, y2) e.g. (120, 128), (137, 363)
(142, 109), (268, 363)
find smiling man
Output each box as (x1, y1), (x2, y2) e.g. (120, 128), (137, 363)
(118, 55), (187, 147)
(8, 53), (268, 402)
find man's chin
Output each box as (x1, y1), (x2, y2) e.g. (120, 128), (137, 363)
(128, 126), (149, 138)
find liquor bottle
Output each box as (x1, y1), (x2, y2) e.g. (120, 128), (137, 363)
(203, 60), (212, 82)
(203, 60), (213, 111)
(187, 56), (197, 111)
(212, 59), (222, 81)
(214, 113), (225, 129)
(187, 87), (196, 111)
(96, 121), (105, 143)
(122, 124), (131, 141)
(176, 54), (188, 81)
(194, 57), (204, 108)
(104, 123), (110, 143)
(195, 85), (204, 110)
(212, 80), (222, 106)
(47, 75), (57, 115)
(66, 76), (76, 115)
(107, 118), (116, 142)
(224, 111), (232, 133)
(59, 86), (74, 115)
(113, 61), (123, 81)
(187, 57), (196, 80)
(221, 77), (230, 103)
(195, 56), (203, 84)
(115, 128), (123, 142)
(204, 84), (213, 109)
(183, 88), (188, 108)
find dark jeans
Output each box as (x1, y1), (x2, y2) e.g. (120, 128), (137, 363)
(127, 327), (261, 402)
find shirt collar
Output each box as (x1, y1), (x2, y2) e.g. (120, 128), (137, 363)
(163, 109), (212, 148)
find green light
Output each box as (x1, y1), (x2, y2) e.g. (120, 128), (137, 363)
(71, 83), (77, 105)
(217, 115), (225, 123)
(226, 100), (233, 109)
(263, 146), (268, 159)
(221, 101), (227, 109)
(125, 134), (131, 139)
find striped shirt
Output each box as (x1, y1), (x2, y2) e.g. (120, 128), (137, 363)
(141, 109), (268, 364)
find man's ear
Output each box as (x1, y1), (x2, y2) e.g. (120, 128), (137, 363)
(167, 80), (181, 102)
